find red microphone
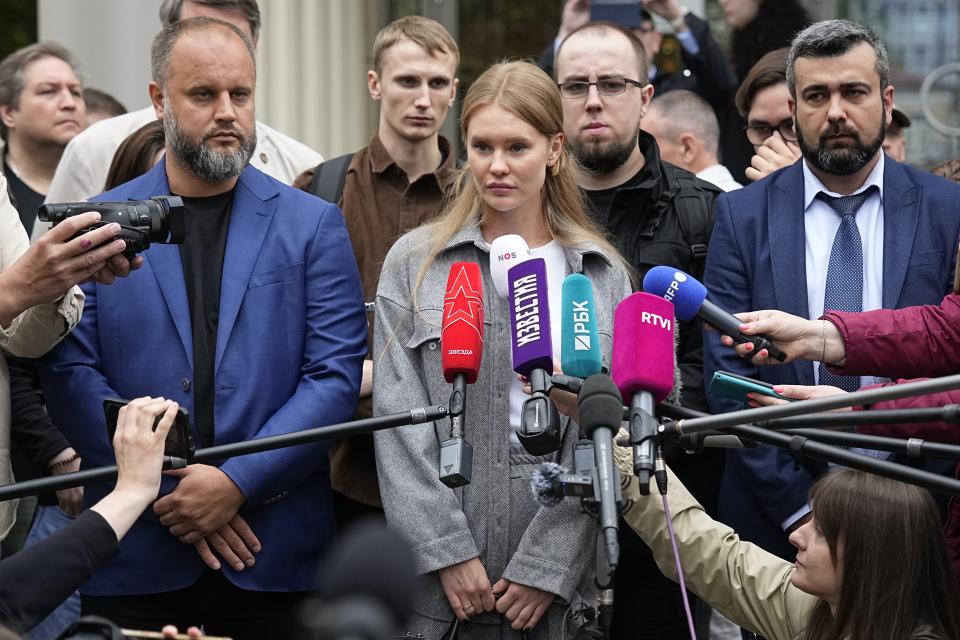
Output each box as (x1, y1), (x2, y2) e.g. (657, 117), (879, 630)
(441, 262), (484, 383)
(439, 262), (484, 488)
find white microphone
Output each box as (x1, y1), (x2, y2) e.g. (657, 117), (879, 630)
(489, 234), (531, 297)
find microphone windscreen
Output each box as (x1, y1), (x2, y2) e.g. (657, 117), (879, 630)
(577, 374), (624, 437)
(530, 461), (567, 507)
(316, 520), (416, 627)
(441, 262), (484, 383)
(508, 258), (553, 376)
(642, 266), (707, 322)
(561, 274), (603, 378)
(489, 234), (531, 297)
(611, 292), (676, 403)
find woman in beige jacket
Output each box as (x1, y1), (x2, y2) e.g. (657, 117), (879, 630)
(616, 446), (960, 640)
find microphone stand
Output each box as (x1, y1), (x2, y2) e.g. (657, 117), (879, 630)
(758, 405), (960, 428)
(0, 405), (448, 502)
(663, 399), (960, 460)
(774, 428), (960, 460)
(656, 401), (960, 496)
(440, 374), (473, 488)
(670, 373), (960, 434)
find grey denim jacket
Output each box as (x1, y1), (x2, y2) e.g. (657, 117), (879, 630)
(372, 223), (632, 622)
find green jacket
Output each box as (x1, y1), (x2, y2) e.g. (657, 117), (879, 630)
(619, 462), (943, 640)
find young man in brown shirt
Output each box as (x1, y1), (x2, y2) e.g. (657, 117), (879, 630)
(300, 15), (459, 525)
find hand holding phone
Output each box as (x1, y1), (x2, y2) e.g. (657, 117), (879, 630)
(708, 370), (793, 405)
(105, 398), (194, 459)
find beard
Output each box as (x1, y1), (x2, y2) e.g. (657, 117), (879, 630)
(571, 129), (639, 175)
(796, 116), (885, 176)
(163, 99), (256, 182)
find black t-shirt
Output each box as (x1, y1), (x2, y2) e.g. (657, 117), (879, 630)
(584, 165), (650, 223)
(3, 160), (42, 236)
(582, 133), (676, 278)
(178, 191), (233, 447)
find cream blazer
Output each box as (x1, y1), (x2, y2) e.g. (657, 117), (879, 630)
(0, 174), (83, 539)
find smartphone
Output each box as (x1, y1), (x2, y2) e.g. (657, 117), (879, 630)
(708, 370), (792, 405)
(590, 0), (644, 27)
(104, 398), (194, 459)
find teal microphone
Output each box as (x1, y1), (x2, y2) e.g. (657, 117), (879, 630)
(561, 273), (603, 378)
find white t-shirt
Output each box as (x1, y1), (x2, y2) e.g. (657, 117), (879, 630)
(508, 240), (568, 443)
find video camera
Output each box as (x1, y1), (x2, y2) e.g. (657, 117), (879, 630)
(38, 196), (186, 259)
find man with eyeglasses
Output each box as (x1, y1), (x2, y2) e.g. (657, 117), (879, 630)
(555, 20), (722, 640)
(734, 48), (803, 182)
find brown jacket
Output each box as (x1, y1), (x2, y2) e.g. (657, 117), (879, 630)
(299, 133), (456, 506)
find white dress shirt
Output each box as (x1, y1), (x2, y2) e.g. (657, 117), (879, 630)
(802, 153), (887, 388)
(697, 164), (743, 192)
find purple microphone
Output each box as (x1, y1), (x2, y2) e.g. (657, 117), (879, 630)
(508, 258), (553, 377)
(507, 257), (561, 455)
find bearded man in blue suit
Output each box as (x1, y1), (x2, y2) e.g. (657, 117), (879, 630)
(703, 20), (960, 564)
(39, 17), (366, 638)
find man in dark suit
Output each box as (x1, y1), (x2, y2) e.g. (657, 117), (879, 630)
(704, 19), (960, 562)
(38, 16), (366, 639)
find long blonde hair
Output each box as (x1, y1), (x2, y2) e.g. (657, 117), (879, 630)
(413, 60), (632, 297)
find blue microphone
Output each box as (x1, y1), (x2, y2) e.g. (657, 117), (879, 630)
(561, 274), (603, 379)
(643, 266), (786, 362)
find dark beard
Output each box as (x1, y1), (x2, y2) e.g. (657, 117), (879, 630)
(572, 130), (639, 175)
(797, 117), (885, 176)
(163, 102), (256, 182)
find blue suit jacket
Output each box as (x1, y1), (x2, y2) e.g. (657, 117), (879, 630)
(39, 161), (367, 594)
(703, 156), (960, 558)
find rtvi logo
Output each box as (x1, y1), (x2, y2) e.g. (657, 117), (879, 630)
(571, 300), (591, 351)
(663, 270), (687, 303)
(640, 311), (672, 331)
(497, 251), (518, 262)
(513, 274), (541, 347)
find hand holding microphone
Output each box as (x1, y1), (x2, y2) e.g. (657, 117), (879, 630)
(643, 266), (788, 363)
(723, 309), (847, 367)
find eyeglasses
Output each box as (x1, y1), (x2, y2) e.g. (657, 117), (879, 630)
(743, 119), (798, 146)
(558, 77), (647, 100)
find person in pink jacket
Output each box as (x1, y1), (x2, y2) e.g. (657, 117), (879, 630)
(717, 291), (960, 577)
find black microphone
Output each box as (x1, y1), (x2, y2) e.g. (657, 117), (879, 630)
(530, 461), (568, 508)
(528, 441), (610, 507)
(578, 374), (624, 574)
(300, 521), (417, 640)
